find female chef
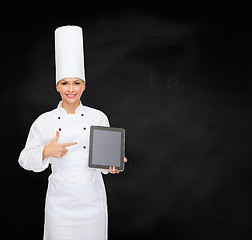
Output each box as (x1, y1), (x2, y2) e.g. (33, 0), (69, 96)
(18, 26), (127, 240)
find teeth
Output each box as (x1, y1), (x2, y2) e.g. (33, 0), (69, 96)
(67, 94), (76, 98)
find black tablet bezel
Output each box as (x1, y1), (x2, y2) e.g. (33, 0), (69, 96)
(88, 126), (125, 171)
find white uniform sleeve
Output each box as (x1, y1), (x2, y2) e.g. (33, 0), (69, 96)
(18, 118), (50, 172)
(100, 113), (110, 128)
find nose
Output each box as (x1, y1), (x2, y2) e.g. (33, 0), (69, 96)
(69, 84), (73, 92)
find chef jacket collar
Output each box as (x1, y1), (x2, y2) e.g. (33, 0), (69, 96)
(57, 101), (83, 115)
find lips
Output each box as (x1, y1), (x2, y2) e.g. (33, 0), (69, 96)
(66, 94), (76, 98)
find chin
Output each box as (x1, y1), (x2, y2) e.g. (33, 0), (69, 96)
(63, 97), (80, 104)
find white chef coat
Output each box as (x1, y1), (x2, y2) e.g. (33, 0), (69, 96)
(18, 101), (110, 240)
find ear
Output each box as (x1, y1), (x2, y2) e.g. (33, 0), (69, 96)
(82, 82), (86, 92)
(56, 83), (60, 92)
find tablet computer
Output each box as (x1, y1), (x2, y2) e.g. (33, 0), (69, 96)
(88, 126), (125, 171)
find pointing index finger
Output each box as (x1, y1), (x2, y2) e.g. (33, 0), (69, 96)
(62, 142), (78, 147)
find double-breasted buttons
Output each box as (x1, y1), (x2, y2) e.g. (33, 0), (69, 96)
(57, 116), (61, 131)
(83, 126), (86, 148)
(56, 114), (87, 149)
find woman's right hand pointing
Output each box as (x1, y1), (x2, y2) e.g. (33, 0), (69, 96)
(42, 131), (77, 160)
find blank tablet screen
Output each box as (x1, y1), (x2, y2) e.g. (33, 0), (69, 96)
(88, 126), (125, 171)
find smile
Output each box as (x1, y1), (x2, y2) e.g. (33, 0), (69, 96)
(66, 94), (76, 98)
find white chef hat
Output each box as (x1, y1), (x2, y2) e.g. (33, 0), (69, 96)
(55, 25), (85, 84)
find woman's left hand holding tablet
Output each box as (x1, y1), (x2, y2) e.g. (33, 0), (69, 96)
(109, 157), (128, 174)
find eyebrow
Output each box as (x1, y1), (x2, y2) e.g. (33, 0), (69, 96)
(61, 80), (82, 83)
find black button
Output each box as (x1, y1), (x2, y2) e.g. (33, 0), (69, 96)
(58, 117), (60, 119)
(81, 114), (84, 116)
(84, 127), (86, 130)
(59, 128), (61, 131)
(83, 146), (86, 149)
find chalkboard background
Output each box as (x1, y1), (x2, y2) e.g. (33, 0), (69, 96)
(1, 6), (251, 240)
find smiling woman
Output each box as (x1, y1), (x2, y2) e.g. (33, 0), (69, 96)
(18, 25), (127, 240)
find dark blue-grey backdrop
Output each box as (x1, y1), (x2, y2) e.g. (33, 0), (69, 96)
(1, 6), (252, 240)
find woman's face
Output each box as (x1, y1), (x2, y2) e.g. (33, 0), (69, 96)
(56, 77), (85, 104)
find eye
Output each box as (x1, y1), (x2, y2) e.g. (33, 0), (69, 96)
(61, 82), (67, 85)
(75, 82), (81, 85)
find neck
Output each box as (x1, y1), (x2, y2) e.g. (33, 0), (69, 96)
(61, 100), (81, 114)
